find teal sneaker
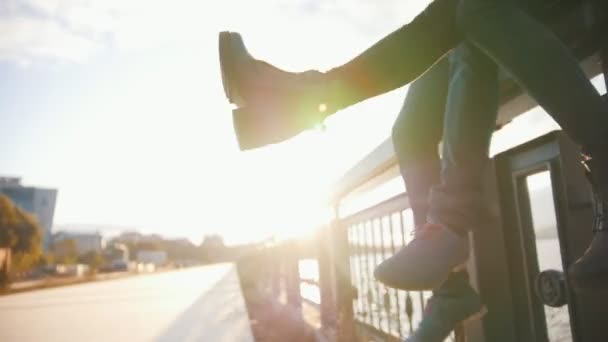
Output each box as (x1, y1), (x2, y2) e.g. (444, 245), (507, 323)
(404, 272), (486, 342)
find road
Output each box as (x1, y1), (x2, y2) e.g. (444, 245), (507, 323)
(0, 264), (254, 342)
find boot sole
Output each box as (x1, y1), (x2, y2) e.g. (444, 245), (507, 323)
(232, 105), (310, 150)
(218, 31), (239, 105)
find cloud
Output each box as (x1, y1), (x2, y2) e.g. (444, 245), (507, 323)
(0, 16), (99, 63)
(0, 0), (127, 65)
(0, 0), (434, 66)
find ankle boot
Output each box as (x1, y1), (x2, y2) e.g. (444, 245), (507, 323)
(219, 31), (333, 149)
(218, 0), (461, 149)
(568, 154), (608, 293)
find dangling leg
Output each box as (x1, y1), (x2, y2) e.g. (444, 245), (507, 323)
(383, 55), (485, 342)
(455, 0), (608, 293)
(375, 41), (499, 290)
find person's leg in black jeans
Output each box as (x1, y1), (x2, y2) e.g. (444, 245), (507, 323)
(221, 0), (608, 291)
(392, 59), (447, 228)
(377, 41), (499, 292)
(428, 41), (499, 238)
(391, 47), (488, 341)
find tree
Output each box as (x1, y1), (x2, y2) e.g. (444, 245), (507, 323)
(79, 251), (103, 271)
(53, 238), (78, 264)
(0, 195), (43, 277)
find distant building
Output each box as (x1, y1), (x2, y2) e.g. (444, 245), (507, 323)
(53, 231), (104, 255)
(136, 250), (167, 266)
(114, 231), (143, 244)
(114, 231), (163, 244)
(104, 243), (129, 262)
(103, 243), (130, 270)
(0, 177), (58, 252)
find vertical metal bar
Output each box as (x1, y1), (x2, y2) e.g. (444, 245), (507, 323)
(355, 223), (368, 324)
(379, 216), (392, 334)
(369, 219), (382, 330)
(332, 208), (356, 342)
(400, 210), (414, 334)
(418, 291), (425, 324)
(389, 213), (403, 337)
(363, 221), (375, 327)
(350, 224), (362, 321)
(346, 225), (355, 317)
(357, 223), (371, 324)
(601, 42), (608, 91)
(319, 223), (339, 330)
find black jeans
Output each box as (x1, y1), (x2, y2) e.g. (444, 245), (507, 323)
(330, 0), (608, 163)
(393, 42), (498, 233)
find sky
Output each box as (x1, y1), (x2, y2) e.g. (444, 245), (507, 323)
(0, 0), (435, 244)
(1, 0), (605, 245)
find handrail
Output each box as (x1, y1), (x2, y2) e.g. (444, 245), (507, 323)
(331, 53), (602, 203)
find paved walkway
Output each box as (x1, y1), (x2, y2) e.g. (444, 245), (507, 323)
(0, 264), (254, 342)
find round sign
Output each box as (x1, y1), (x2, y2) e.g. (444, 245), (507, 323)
(535, 269), (567, 308)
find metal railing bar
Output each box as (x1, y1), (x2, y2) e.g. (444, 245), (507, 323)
(341, 193), (410, 228)
(358, 223), (373, 325)
(349, 223), (367, 318)
(379, 215), (393, 334)
(418, 291), (425, 326)
(355, 223), (368, 323)
(300, 278), (320, 286)
(369, 219), (382, 330)
(346, 224), (356, 318)
(399, 210), (414, 335)
(389, 212), (404, 337)
(301, 297), (321, 308)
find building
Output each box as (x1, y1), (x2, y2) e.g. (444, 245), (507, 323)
(136, 250), (167, 266)
(53, 231), (104, 255)
(0, 177), (58, 252)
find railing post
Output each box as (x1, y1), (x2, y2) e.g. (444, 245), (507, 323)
(318, 225), (337, 331)
(271, 258), (281, 298)
(331, 206), (356, 341)
(601, 41), (608, 92)
(284, 242), (302, 312)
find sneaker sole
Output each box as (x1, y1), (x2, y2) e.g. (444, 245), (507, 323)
(403, 306), (487, 342)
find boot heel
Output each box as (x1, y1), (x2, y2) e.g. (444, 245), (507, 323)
(232, 106), (298, 150)
(233, 104), (324, 150)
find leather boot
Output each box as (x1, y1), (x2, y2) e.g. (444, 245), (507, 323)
(219, 31), (331, 149)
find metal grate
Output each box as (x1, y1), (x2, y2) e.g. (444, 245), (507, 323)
(345, 195), (454, 341)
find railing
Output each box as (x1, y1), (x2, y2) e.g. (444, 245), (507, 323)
(238, 1), (608, 341)
(342, 194), (452, 341)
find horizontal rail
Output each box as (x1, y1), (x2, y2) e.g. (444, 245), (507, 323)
(341, 193), (410, 228)
(300, 278), (320, 286)
(301, 296), (321, 308)
(331, 53), (602, 202)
